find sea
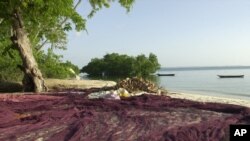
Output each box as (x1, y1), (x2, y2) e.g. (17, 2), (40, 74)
(83, 66), (250, 100)
(156, 66), (250, 100)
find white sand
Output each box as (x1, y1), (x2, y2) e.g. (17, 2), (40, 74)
(45, 79), (117, 90)
(7, 79), (250, 108)
(167, 92), (250, 108)
(45, 79), (250, 108)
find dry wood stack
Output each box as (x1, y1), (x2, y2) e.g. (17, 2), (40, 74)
(116, 77), (158, 93)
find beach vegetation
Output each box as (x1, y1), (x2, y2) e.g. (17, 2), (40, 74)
(0, 47), (79, 81)
(81, 53), (160, 76)
(0, 0), (134, 92)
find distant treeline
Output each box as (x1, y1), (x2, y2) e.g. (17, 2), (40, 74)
(81, 53), (160, 76)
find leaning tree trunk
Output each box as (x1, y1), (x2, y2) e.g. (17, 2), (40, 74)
(11, 9), (47, 92)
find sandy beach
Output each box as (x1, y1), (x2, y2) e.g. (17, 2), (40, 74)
(36, 79), (250, 108)
(3, 78), (249, 109)
(167, 91), (250, 108)
(0, 79), (117, 93)
(47, 79), (250, 108)
(45, 79), (117, 90)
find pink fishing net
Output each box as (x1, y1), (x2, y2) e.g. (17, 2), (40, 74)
(0, 90), (249, 141)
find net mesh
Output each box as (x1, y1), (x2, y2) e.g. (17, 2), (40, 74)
(0, 91), (249, 141)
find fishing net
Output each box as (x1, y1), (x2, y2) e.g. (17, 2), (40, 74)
(0, 91), (249, 141)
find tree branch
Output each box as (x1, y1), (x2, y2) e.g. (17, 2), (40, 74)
(35, 0), (82, 51)
(31, 22), (41, 42)
(36, 39), (49, 51)
(60, 0), (82, 25)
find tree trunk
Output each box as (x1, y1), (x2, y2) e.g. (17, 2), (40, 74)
(11, 9), (47, 92)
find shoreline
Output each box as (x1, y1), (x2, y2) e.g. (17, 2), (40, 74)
(2, 79), (250, 108)
(47, 78), (250, 108)
(167, 91), (250, 108)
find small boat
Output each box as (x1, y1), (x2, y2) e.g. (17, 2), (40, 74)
(217, 75), (244, 78)
(157, 73), (175, 76)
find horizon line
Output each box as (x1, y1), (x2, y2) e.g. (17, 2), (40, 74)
(161, 65), (250, 69)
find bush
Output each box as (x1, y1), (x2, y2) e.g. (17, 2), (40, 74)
(81, 53), (160, 77)
(36, 49), (80, 79)
(0, 48), (80, 81)
(0, 49), (23, 81)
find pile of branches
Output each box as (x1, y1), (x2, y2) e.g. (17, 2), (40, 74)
(116, 77), (159, 93)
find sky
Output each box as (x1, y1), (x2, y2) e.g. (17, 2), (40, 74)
(55, 0), (250, 68)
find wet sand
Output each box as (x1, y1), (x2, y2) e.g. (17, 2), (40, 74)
(167, 92), (250, 108)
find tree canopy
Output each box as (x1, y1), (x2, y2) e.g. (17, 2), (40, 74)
(0, 0), (135, 92)
(0, 0), (135, 52)
(81, 53), (161, 76)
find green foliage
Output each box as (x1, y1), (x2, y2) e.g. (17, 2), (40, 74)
(103, 53), (134, 76)
(36, 49), (80, 79)
(0, 48), (23, 81)
(0, 0), (135, 51)
(133, 53), (161, 76)
(88, 0), (134, 18)
(0, 48), (80, 81)
(81, 53), (160, 77)
(0, 30), (23, 81)
(0, 0), (135, 81)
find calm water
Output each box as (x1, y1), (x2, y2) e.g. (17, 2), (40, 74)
(157, 67), (250, 100)
(83, 67), (250, 100)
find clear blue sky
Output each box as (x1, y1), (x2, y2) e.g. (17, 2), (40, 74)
(55, 0), (250, 68)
